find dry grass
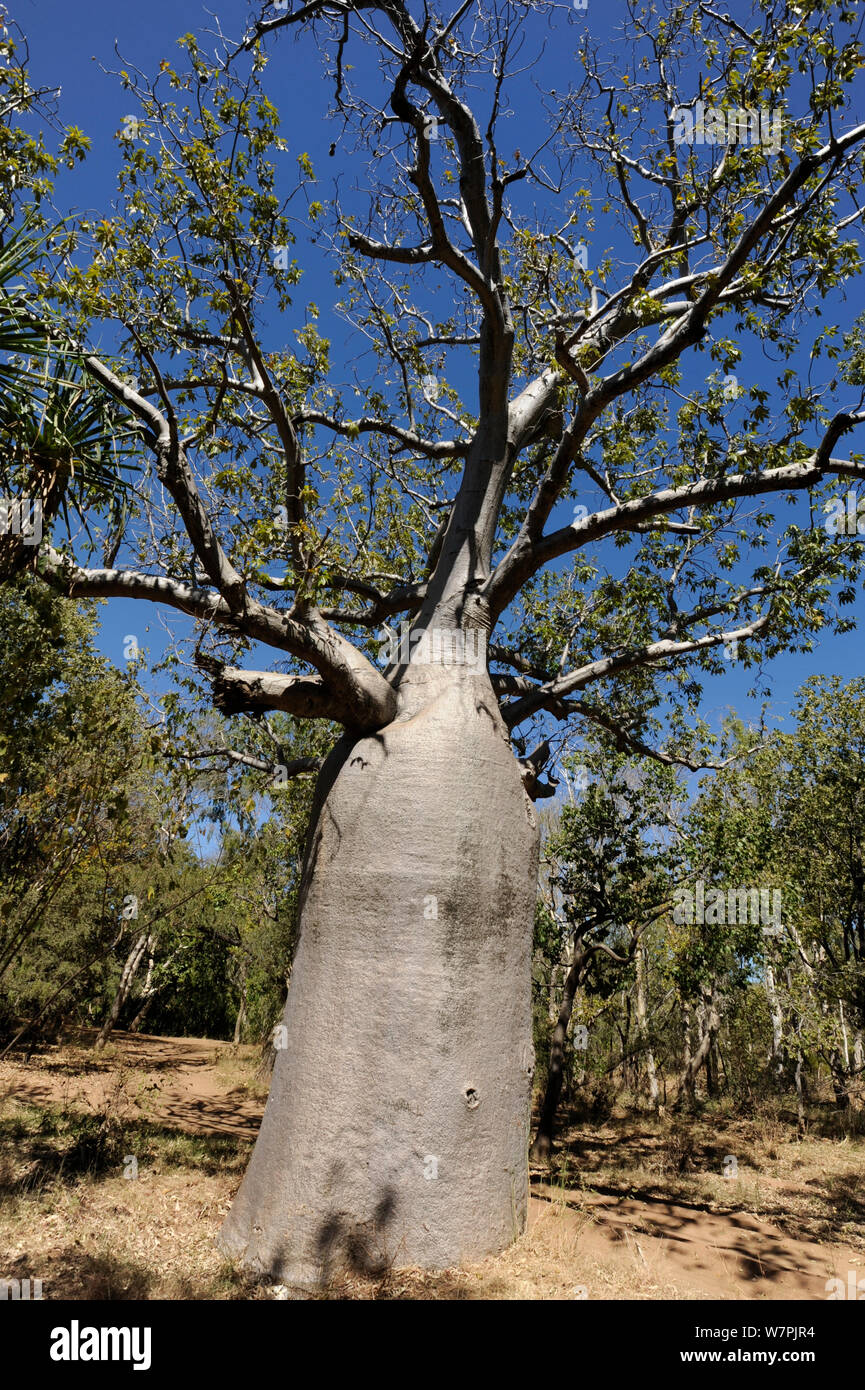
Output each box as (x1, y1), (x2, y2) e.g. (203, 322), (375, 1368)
(0, 1095), (253, 1299)
(544, 1105), (865, 1254)
(212, 1047), (270, 1102)
(1, 1036), (863, 1300)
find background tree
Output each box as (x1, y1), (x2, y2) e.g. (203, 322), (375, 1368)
(779, 677), (865, 1103)
(0, 577), (146, 1041)
(726, 677), (865, 1110)
(530, 742), (682, 1161)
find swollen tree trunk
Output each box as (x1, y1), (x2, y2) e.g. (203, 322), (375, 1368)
(218, 664), (539, 1287)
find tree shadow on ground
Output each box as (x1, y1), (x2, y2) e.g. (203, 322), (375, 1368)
(5, 1028), (229, 1077)
(541, 1107), (865, 1254)
(6, 1249), (155, 1300)
(0, 1104), (250, 1198)
(530, 1183), (839, 1294)
(549, 1112), (762, 1186)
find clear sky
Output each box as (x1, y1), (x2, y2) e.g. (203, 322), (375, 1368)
(16, 0), (865, 747)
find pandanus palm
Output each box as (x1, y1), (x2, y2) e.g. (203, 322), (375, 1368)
(0, 219), (137, 579)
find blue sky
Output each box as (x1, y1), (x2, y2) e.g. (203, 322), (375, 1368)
(16, 0), (865, 748)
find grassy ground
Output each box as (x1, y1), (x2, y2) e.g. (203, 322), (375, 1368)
(546, 1105), (865, 1251)
(1, 1032), (863, 1300)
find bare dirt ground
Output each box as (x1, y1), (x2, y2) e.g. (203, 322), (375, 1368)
(1, 1029), (863, 1300)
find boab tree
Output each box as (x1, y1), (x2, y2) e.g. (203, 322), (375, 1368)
(23, 0), (865, 1284)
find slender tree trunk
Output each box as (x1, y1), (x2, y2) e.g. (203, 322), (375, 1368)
(548, 959), (561, 1024)
(129, 990), (158, 1033)
(94, 932), (151, 1051)
(717, 1037), (729, 1092)
(706, 1037), (720, 1099)
(218, 665), (539, 1287)
(839, 1001), (850, 1070)
(128, 941), (161, 1032)
(529, 947), (586, 1164)
(765, 961), (784, 1080)
(681, 1000), (694, 1108)
(675, 995), (720, 1112)
(233, 993), (248, 1046)
(829, 1048), (851, 1108)
(622, 990), (633, 1093)
(794, 1047), (807, 1138)
(634, 940), (659, 1111)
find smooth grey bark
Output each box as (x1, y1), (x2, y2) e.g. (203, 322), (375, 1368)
(218, 662), (539, 1287)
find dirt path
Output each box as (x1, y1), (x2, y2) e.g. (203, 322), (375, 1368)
(528, 1185), (862, 1300)
(3, 1029), (264, 1138)
(2, 1030), (862, 1299)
